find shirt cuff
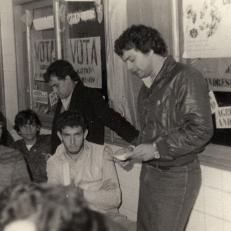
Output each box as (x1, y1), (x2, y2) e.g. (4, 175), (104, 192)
(152, 142), (160, 159)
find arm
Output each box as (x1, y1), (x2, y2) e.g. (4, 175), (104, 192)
(83, 146), (121, 211)
(90, 90), (139, 143)
(47, 157), (62, 185)
(126, 69), (213, 162)
(11, 151), (31, 184)
(155, 69), (213, 159)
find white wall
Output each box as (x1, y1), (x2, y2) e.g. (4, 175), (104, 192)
(0, 0), (18, 129)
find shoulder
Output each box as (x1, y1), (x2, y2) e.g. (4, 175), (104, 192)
(47, 144), (65, 165)
(176, 62), (204, 81)
(14, 139), (24, 147)
(84, 87), (104, 100)
(85, 141), (112, 159)
(0, 145), (24, 163)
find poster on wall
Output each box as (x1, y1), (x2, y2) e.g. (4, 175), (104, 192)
(32, 39), (56, 81)
(66, 36), (102, 88)
(192, 58), (231, 92)
(182, 0), (231, 58)
(64, 0), (107, 91)
(31, 38), (57, 118)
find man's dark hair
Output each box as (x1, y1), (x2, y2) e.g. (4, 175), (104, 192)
(43, 59), (81, 83)
(114, 24), (167, 57)
(56, 111), (87, 133)
(14, 109), (41, 133)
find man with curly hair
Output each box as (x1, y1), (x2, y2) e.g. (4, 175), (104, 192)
(114, 25), (213, 231)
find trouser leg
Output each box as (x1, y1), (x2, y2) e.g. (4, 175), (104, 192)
(137, 159), (201, 231)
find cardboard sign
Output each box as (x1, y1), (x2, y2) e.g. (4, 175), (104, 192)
(215, 106), (231, 129)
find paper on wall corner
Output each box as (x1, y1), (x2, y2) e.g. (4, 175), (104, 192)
(33, 15), (54, 31)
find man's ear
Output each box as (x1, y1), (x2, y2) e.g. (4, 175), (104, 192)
(84, 129), (88, 139)
(57, 131), (63, 141)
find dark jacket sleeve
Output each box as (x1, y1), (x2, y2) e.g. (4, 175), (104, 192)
(156, 69), (213, 159)
(89, 90), (139, 143)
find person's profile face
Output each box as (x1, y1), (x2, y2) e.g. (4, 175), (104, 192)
(49, 75), (74, 99)
(58, 126), (87, 155)
(122, 48), (154, 79)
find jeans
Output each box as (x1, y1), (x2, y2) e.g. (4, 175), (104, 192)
(137, 158), (201, 231)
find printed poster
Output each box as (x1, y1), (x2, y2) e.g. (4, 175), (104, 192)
(192, 58), (231, 91)
(215, 106), (231, 128)
(66, 37), (102, 88)
(65, 0), (106, 89)
(183, 0), (231, 58)
(32, 39), (56, 81)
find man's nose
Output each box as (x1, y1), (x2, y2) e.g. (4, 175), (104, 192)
(24, 125), (33, 131)
(70, 136), (75, 145)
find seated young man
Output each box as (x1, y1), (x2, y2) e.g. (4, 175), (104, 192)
(14, 109), (51, 183)
(47, 111), (121, 218)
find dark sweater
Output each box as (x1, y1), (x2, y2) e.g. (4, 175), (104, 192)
(0, 145), (31, 192)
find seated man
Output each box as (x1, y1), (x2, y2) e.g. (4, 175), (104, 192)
(13, 109), (51, 183)
(47, 111), (121, 218)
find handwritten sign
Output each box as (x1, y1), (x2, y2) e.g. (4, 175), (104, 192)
(32, 39), (56, 81)
(66, 37), (102, 88)
(215, 106), (231, 129)
(183, 0), (231, 58)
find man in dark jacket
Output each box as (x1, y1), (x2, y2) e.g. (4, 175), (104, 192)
(43, 60), (139, 153)
(114, 25), (213, 231)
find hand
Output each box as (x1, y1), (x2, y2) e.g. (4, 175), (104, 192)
(126, 144), (159, 162)
(99, 179), (117, 191)
(113, 146), (135, 161)
(41, 153), (52, 161)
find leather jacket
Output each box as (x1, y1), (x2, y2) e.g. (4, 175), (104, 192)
(137, 56), (213, 166)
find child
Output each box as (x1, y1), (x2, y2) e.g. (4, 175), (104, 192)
(14, 109), (51, 183)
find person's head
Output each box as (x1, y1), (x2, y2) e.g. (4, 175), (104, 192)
(114, 24), (167, 79)
(43, 60), (81, 99)
(56, 111), (88, 155)
(14, 109), (41, 144)
(0, 183), (110, 231)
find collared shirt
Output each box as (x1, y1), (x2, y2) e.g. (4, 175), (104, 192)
(61, 90), (73, 111)
(47, 141), (121, 215)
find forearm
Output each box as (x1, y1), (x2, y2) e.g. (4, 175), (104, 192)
(83, 187), (121, 211)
